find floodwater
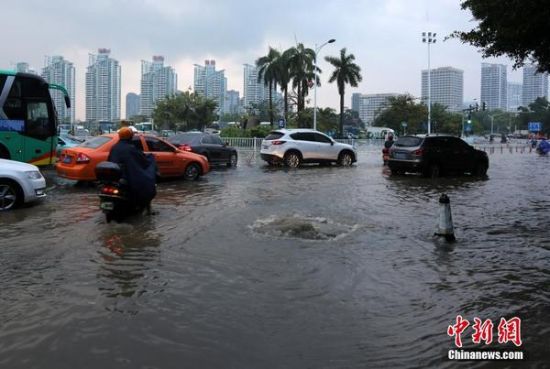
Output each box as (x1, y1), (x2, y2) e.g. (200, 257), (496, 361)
(1, 149), (549, 369)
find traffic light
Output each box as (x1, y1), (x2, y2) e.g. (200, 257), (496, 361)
(482, 102), (486, 111)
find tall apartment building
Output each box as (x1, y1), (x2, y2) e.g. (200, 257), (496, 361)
(507, 82), (522, 112)
(85, 48), (121, 122)
(243, 63), (276, 109)
(15, 62), (37, 74)
(193, 60), (226, 114)
(481, 63), (507, 111)
(421, 66), (464, 112)
(140, 56), (177, 117)
(224, 90), (241, 116)
(41, 56), (76, 124)
(522, 64), (548, 107)
(351, 93), (399, 125)
(126, 93), (140, 119)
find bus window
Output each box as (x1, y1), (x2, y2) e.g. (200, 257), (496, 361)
(26, 101), (53, 138)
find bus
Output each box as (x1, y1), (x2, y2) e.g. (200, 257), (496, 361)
(0, 70), (70, 165)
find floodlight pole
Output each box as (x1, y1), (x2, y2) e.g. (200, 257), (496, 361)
(313, 39), (335, 131)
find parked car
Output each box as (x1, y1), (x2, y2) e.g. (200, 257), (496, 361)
(56, 133), (209, 181)
(260, 129), (357, 168)
(56, 135), (82, 157)
(388, 134), (489, 177)
(168, 132), (238, 167)
(0, 159), (46, 210)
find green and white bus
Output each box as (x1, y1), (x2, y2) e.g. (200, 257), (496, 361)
(0, 70), (70, 165)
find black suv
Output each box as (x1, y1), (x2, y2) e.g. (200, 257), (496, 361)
(388, 135), (489, 177)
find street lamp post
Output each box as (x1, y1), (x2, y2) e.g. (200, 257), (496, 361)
(313, 38), (335, 131)
(422, 32), (436, 135)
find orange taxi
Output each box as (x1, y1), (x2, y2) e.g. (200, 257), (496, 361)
(56, 133), (210, 181)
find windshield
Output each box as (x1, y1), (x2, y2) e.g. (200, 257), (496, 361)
(265, 132), (284, 140)
(395, 136), (423, 147)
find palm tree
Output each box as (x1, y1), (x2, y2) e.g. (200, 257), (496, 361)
(325, 48), (362, 137)
(256, 47), (281, 126)
(276, 51), (292, 121)
(286, 43), (317, 124)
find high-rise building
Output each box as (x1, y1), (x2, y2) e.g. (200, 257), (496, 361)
(421, 66), (463, 112)
(140, 56), (177, 117)
(224, 90), (241, 116)
(481, 63), (507, 111)
(243, 63), (275, 109)
(193, 60), (226, 114)
(85, 48), (121, 122)
(126, 93), (140, 119)
(351, 93), (399, 125)
(507, 82), (522, 112)
(522, 65), (548, 107)
(41, 56), (76, 124)
(15, 62), (37, 74)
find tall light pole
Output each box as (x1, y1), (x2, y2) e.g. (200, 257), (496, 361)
(422, 32), (436, 135)
(313, 38), (335, 131)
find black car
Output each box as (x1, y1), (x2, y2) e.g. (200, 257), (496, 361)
(168, 132), (238, 167)
(388, 135), (489, 177)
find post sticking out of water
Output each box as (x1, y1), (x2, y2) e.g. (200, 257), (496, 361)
(435, 194), (456, 242)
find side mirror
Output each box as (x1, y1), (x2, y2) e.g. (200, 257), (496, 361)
(330, 140), (334, 146)
(224, 141), (229, 147)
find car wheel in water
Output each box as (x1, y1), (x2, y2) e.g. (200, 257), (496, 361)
(475, 162), (488, 177)
(338, 152), (353, 166)
(227, 153), (238, 167)
(428, 164), (440, 179)
(284, 152), (301, 168)
(184, 163), (201, 180)
(0, 180), (21, 211)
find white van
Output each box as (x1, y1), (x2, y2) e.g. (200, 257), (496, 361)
(366, 127), (395, 139)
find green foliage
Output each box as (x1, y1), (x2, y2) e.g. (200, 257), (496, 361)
(220, 125), (273, 138)
(256, 47), (281, 125)
(452, 0), (550, 72)
(152, 92), (218, 131)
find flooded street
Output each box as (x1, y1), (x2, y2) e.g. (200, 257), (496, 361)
(1, 150), (549, 368)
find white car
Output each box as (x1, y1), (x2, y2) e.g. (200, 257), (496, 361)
(0, 159), (46, 210)
(260, 129), (357, 167)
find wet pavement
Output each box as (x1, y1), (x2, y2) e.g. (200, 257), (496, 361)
(1, 150), (549, 368)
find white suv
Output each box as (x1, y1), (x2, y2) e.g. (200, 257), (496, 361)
(260, 129), (357, 168)
(0, 159), (46, 210)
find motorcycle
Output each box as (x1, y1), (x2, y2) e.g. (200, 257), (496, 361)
(95, 161), (150, 223)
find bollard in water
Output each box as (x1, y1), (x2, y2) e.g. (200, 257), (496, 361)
(435, 194), (456, 242)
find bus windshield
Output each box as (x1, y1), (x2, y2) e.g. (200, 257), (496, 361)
(0, 72), (70, 165)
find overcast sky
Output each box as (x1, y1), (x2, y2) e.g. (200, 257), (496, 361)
(2, 0), (522, 120)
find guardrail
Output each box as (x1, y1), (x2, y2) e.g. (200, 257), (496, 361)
(221, 137), (538, 155)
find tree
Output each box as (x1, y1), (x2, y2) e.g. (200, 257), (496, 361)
(372, 95), (427, 134)
(286, 43), (318, 126)
(452, 0), (550, 72)
(277, 50), (293, 121)
(325, 48), (362, 137)
(256, 47), (281, 126)
(152, 92), (217, 131)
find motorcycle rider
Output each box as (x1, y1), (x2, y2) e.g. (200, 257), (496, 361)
(108, 127), (157, 213)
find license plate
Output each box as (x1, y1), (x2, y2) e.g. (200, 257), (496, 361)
(262, 145), (269, 149)
(100, 201), (114, 210)
(394, 153), (407, 159)
(63, 156), (72, 163)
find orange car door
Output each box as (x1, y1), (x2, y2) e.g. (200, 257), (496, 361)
(143, 136), (179, 176)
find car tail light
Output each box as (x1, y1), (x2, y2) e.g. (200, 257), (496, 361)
(271, 140), (286, 145)
(178, 144), (192, 152)
(76, 153), (91, 163)
(101, 186), (119, 195)
(412, 148), (424, 157)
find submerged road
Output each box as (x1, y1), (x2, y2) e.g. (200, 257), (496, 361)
(1, 150), (549, 368)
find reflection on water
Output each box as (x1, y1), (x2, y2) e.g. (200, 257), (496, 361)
(0, 153), (549, 368)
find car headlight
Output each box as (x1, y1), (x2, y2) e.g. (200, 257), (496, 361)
(25, 171), (43, 180)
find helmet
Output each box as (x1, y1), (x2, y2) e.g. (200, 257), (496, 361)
(118, 127), (134, 140)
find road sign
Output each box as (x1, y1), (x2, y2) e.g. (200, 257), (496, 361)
(278, 118), (285, 128)
(401, 121), (407, 128)
(528, 122), (541, 132)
